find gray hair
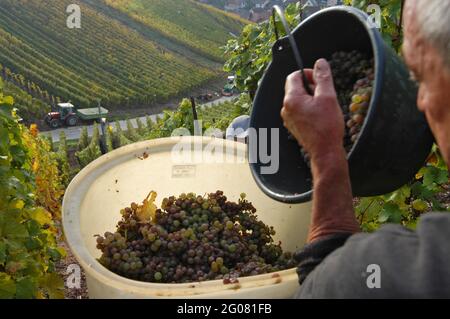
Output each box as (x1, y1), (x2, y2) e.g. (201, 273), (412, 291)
(417, 0), (450, 69)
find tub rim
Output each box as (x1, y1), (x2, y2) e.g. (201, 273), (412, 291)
(62, 136), (304, 297)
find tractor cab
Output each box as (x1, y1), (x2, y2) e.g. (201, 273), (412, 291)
(58, 103), (74, 118)
(45, 102), (79, 128)
(222, 75), (238, 96)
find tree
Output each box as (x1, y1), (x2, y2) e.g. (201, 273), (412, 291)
(136, 117), (147, 136)
(125, 119), (141, 142)
(78, 126), (89, 151)
(57, 131), (71, 187)
(75, 123), (102, 168)
(146, 115), (155, 132)
(105, 125), (114, 153)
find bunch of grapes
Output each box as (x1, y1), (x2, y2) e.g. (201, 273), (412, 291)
(95, 191), (296, 283)
(293, 51), (375, 165)
(330, 51), (374, 152)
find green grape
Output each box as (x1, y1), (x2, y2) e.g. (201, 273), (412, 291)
(154, 272), (163, 281)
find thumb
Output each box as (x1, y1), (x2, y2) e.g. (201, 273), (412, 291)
(313, 58), (336, 98)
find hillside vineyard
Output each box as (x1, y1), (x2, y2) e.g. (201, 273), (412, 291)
(0, 0), (246, 120)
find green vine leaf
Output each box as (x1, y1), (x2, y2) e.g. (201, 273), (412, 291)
(423, 166), (448, 187)
(15, 276), (37, 299)
(355, 198), (383, 221)
(0, 274), (16, 299)
(411, 181), (434, 200)
(412, 199), (428, 212)
(0, 216), (29, 239)
(39, 273), (64, 299)
(378, 202), (403, 223)
(0, 241), (6, 265)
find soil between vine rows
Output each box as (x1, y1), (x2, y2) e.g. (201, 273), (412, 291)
(55, 222), (89, 299)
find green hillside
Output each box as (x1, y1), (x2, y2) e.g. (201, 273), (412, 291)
(0, 0), (246, 122)
(105, 0), (249, 60)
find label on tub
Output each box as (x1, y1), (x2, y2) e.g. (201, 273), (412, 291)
(172, 165), (196, 178)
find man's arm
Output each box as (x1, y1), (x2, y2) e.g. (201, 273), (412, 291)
(281, 59), (360, 284)
(281, 59), (360, 243)
(308, 147), (358, 242)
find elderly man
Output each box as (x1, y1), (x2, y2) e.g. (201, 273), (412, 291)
(281, 0), (450, 298)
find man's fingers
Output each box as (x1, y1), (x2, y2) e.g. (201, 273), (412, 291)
(303, 69), (317, 93)
(280, 106), (287, 122)
(313, 59), (337, 98)
(285, 69), (314, 96)
(284, 70), (314, 112)
(285, 71), (304, 95)
(304, 69), (314, 84)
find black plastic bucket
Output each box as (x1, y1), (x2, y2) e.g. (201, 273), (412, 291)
(249, 6), (434, 203)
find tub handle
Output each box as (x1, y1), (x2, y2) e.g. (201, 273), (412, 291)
(272, 5), (313, 95)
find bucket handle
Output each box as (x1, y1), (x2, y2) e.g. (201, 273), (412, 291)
(272, 5), (313, 95)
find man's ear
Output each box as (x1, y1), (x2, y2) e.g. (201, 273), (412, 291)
(416, 84), (427, 113)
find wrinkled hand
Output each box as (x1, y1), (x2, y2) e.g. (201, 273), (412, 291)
(281, 59), (345, 159)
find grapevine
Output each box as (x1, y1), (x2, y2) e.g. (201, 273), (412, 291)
(0, 80), (64, 298)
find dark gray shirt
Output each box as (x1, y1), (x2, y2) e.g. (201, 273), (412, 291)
(295, 213), (450, 298)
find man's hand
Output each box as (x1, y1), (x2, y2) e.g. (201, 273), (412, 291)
(281, 59), (345, 159)
(281, 59), (360, 243)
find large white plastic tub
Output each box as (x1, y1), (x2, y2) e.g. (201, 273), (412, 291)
(62, 136), (312, 298)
